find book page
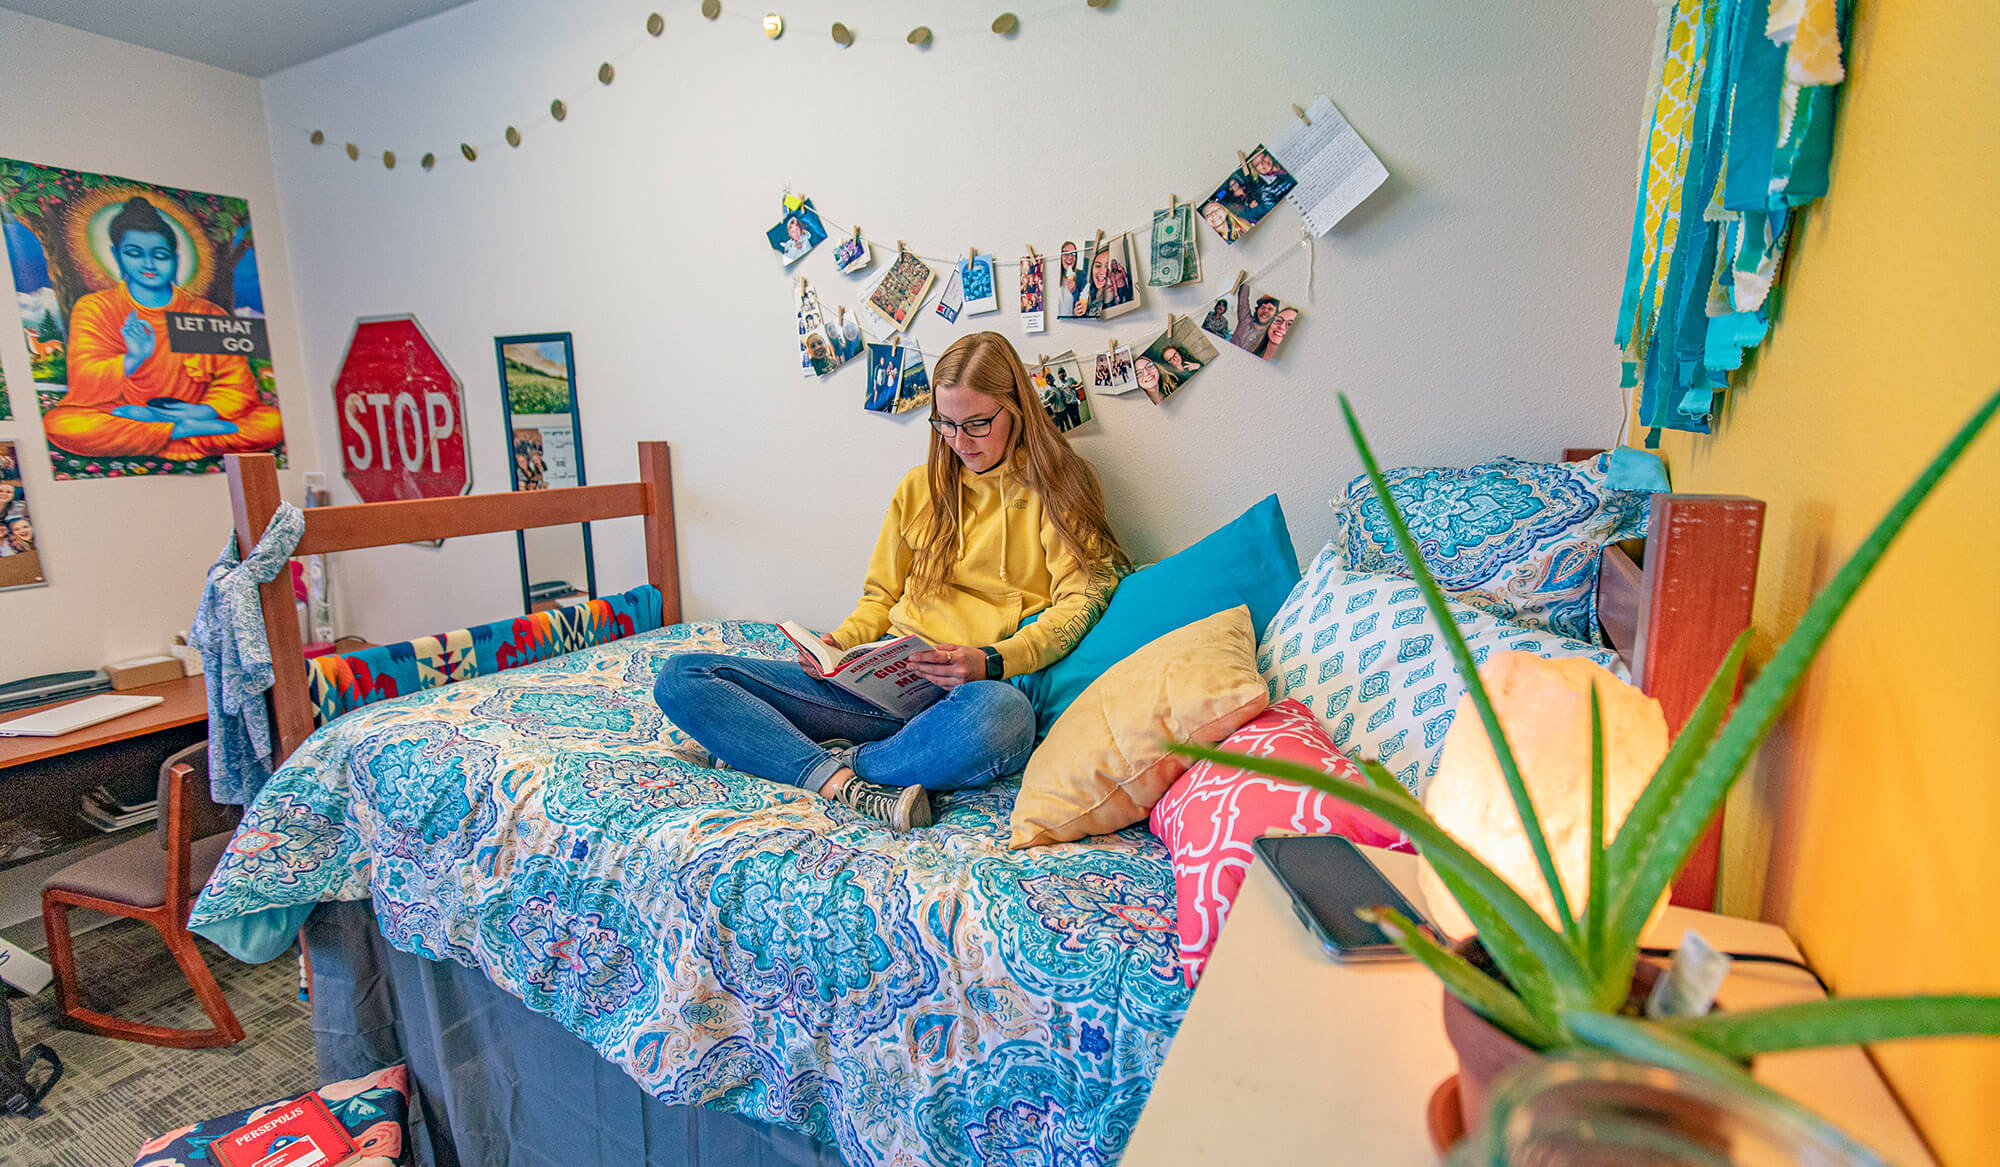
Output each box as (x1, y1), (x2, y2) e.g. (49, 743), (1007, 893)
(1271, 95), (1389, 235)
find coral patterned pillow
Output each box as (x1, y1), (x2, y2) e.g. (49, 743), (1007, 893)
(1149, 699), (1407, 985)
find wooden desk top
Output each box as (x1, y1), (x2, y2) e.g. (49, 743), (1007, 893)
(1123, 849), (1934, 1166)
(0, 673), (208, 770)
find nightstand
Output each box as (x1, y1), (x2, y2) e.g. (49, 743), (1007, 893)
(1122, 846), (1934, 1165)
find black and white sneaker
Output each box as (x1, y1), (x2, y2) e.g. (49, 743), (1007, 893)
(838, 778), (932, 832)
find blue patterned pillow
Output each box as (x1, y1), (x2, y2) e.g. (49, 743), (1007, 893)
(1329, 452), (1663, 645)
(1257, 559), (1624, 796)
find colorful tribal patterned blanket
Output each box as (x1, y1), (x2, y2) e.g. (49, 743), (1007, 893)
(191, 621), (1189, 1166)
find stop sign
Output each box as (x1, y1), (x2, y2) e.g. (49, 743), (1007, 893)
(333, 315), (471, 502)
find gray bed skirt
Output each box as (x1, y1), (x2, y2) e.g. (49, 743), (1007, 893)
(304, 900), (847, 1167)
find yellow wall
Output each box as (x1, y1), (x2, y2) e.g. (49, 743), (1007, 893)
(1645, 2), (1998, 1162)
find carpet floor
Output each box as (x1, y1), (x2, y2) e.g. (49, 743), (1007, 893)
(0, 917), (314, 1167)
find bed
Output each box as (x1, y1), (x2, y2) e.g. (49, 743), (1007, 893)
(190, 442), (1763, 1167)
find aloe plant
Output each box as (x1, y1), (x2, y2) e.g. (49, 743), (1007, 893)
(1171, 387), (2000, 1115)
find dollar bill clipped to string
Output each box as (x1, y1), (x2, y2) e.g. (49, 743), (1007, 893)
(1149, 202), (1200, 287)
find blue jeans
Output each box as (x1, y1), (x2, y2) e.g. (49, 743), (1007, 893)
(653, 653), (1036, 793)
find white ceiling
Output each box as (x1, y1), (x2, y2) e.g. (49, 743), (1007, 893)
(0, 0), (478, 77)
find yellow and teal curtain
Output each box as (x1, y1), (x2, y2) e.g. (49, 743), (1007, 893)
(1617, 0), (1850, 442)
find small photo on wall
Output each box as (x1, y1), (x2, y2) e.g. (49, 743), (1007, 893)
(1093, 343), (1138, 394)
(797, 277), (842, 377)
(864, 249), (937, 332)
(960, 254), (999, 316)
(0, 440), (44, 590)
(1135, 314), (1220, 405)
(1019, 255), (1046, 334)
(768, 198), (828, 266)
(1031, 350), (1092, 433)
(1202, 281), (1303, 360)
(935, 263), (964, 324)
(1054, 238), (1097, 320)
(512, 428), (547, 490)
(833, 231), (872, 274)
(864, 340), (932, 414)
(1090, 232), (1142, 320)
(827, 306), (865, 365)
(1199, 146), (1296, 244)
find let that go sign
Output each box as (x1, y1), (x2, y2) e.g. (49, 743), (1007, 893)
(333, 315), (472, 503)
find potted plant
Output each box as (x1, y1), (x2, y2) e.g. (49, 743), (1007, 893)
(1173, 389), (2000, 1148)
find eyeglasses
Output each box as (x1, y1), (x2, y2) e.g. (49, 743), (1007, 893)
(929, 411), (1001, 438)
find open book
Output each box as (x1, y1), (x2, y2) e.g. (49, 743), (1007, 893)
(778, 621), (945, 718)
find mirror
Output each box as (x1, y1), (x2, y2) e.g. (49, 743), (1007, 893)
(495, 332), (596, 613)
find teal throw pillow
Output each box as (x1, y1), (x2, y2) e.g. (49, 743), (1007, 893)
(1014, 493), (1301, 733)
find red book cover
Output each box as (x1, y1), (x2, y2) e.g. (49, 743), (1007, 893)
(210, 1093), (358, 1167)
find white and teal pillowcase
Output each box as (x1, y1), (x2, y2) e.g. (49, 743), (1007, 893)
(1257, 552), (1623, 795)
(1329, 451), (1666, 645)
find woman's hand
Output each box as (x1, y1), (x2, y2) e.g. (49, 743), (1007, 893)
(911, 643), (984, 689)
(799, 632), (842, 672)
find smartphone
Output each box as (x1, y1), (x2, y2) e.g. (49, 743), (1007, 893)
(1253, 834), (1429, 963)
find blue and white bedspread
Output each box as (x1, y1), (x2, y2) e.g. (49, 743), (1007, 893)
(191, 621), (1190, 1166)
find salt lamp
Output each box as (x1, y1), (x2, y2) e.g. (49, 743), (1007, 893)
(1418, 652), (1669, 938)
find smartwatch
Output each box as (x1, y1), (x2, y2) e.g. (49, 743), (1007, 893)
(981, 646), (1004, 681)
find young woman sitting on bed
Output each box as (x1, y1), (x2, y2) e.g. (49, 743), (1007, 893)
(655, 331), (1128, 831)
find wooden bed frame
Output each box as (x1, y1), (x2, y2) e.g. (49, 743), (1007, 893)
(225, 443), (1762, 909)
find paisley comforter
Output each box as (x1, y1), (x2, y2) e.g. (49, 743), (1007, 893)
(190, 621), (1190, 1166)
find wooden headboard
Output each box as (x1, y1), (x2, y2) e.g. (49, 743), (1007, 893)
(224, 441), (682, 772)
(1566, 449), (1766, 909)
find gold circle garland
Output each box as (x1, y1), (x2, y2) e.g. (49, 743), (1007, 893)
(320, 5), (1125, 171)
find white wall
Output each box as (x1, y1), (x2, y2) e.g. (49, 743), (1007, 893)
(260, 0), (1656, 644)
(0, 10), (315, 678)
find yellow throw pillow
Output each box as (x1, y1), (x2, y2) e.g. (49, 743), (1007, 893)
(1010, 605), (1269, 848)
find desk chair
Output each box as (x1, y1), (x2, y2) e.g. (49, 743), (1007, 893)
(40, 742), (245, 1048)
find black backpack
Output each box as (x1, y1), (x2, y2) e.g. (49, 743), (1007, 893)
(0, 989), (61, 1117)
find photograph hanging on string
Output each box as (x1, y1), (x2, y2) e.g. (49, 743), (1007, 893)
(1054, 238), (1098, 319)
(827, 305), (865, 366)
(833, 231), (872, 274)
(935, 263), (964, 323)
(1093, 343), (1138, 394)
(1019, 255), (1046, 334)
(1201, 280), (1303, 361)
(960, 254), (999, 316)
(0, 440), (43, 590)
(863, 249), (937, 332)
(1090, 232), (1142, 320)
(1198, 145), (1296, 244)
(865, 339), (931, 414)
(767, 198), (828, 266)
(796, 277), (841, 377)
(1149, 202), (1200, 287)
(1030, 350), (1092, 433)
(1135, 314), (1219, 405)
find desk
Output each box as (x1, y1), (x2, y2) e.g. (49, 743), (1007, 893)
(1123, 849), (1934, 1166)
(0, 674), (208, 770)
(0, 675), (209, 941)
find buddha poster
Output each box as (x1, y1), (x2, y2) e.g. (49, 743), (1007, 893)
(0, 158), (285, 480)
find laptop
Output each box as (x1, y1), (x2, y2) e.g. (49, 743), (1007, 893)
(0, 693), (165, 737)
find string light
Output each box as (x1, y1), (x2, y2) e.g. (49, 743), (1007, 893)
(308, 1), (1120, 171)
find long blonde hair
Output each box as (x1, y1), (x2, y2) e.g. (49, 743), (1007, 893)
(910, 332), (1129, 600)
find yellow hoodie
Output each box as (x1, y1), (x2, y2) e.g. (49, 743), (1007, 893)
(829, 452), (1119, 678)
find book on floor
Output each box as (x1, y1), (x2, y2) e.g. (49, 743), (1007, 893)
(777, 621), (945, 718)
(210, 1091), (358, 1167)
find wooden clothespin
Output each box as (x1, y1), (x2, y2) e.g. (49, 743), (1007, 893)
(853, 225), (863, 243)
(1168, 193), (1178, 212)
(968, 245), (979, 262)
(1234, 269), (1248, 292)
(1091, 227), (1105, 253)
(1025, 243), (1039, 258)
(1292, 102), (1311, 125)
(897, 240), (908, 255)
(1237, 150), (1249, 171)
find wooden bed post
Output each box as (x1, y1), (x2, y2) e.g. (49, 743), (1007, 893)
(226, 453), (314, 768)
(638, 441), (683, 625)
(1631, 495), (1766, 910)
